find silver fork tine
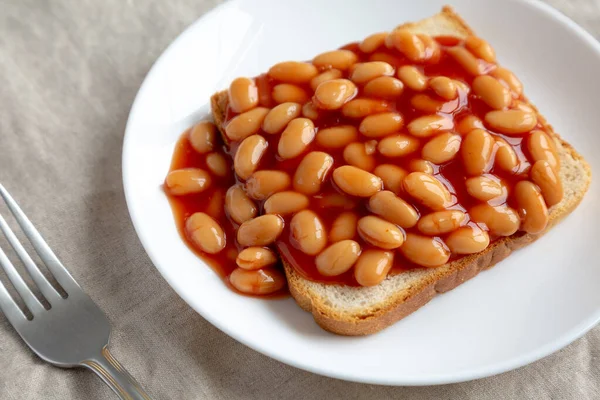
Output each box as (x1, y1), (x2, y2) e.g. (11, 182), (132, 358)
(0, 279), (27, 325)
(0, 213), (63, 304)
(0, 184), (79, 293)
(0, 244), (45, 314)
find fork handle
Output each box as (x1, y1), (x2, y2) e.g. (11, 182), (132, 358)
(82, 346), (151, 400)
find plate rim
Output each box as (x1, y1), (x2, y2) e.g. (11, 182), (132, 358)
(122, 0), (600, 386)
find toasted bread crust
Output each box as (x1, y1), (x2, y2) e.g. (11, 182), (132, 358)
(210, 7), (592, 336)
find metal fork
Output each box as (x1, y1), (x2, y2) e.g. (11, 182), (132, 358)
(0, 184), (150, 400)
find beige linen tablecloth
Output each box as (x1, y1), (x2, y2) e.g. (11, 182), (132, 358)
(1, 0), (599, 398)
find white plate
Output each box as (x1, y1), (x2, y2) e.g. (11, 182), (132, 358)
(123, 0), (600, 385)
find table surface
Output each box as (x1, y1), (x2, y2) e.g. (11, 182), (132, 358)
(1, 0), (599, 398)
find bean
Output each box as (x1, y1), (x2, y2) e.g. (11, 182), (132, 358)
(333, 166), (383, 197)
(417, 210), (466, 235)
(315, 240), (361, 276)
(225, 107), (269, 141)
(470, 204), (520, 236)
(228, 77), (259, 113)
(354, 249), (394, 287)
(236, 247), (278, 270)
(262, 102), (301, 134)
(264, 191), (309, 215)
(329, 212), (358, 242)
(234, 135), (268, 180)
(368, 190), (418, 228)
(165, 168), (211, 195)
(237, 215), (284, 247)
(186, 212), (226, 254)
(293, 151), (334, 195)
(229, 267), (286, 295)
(357, 215), (404, 250)
(446, 225), (490, 254)
(189, 121), (216, 154)
(268, 61), (318, 83)
(245, 170), (291, 200)
(291, 210), (327, 255)
(403, 172), (452, 210)
(278, 118), (315, 159)
(400, 233), (450, 268)
(225, 185), (257, 224)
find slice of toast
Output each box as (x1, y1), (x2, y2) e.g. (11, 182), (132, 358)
(211, 7), (592, 335)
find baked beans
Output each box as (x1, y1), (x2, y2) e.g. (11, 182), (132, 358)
(368, 190), (418, 228)
(514, 180), (549, 234)
(329, 212), (358, 242)
(186, 212), (226, 254)
(446, 225), (490, 254)
(228, 77), (259, 113)
(421, 132), (461, 164)
(485, 110), (537, 135)
(447, 46), (484, 75)
(359, 32), (388, 53)
(234, 135), (268, 180)
(313, 50), (358, 70)
(530, 160), (563, 207)
(400, 233), (450, 268)
(377, 134), (419, 158)
(342, 98), (392, 118)
(417, 210), (466, 235)
(189, 121), (216, 154)
(343, 142), (376, 171)
(407, 114), (453, 137)
(313, 79), (357, 110)
(388, 29), (426, 62)
(363, 76), (404, 99)
(403, 172), (452, 210)
(465, 175), (504, 201)
(263, 191), (309, 215)
(495, 138), (519, 172)
(268, 61), (318, 83)
(461, 129), (494, 175)
(225, 107), (269, 141)
(293, 151), (334, 195)
(236, 247), (278, 270)
(456, 115), (484, 135)
(291, 210), (327, 255)
(245, 170), (291, 200)
(315, 240), (361, 276)
(237, 214), (285, 247)
(357, 215), (404, 249)
(262, 102), (302, 134)
(411, 94), (458, 114)
(528, 130), (560, 171)
(373, 164), (407, 194)
(272, 84), (310, 104)
(472, 75), (510, 110)
(359, 112), (404, 138)
(229, 267), (285, 295)
(315, 125), (358, 148)
(278, 118), (316, 159)
(225, 185), (257, 224)
(470, 204), (520, 236)
(354, 249), (394, 287)
(333, 166), (383, 197)
(310, 69), (343, 92)
(397, 66), (427, 91)
(429, 76), (458, 100)
(491, 67), (523, 96)
(350, 61), (395, 84)
(465, 36), (496, 63)
(165, 168), (211, 195)
(206, 152), (229, 178)
(408, 159), (434, 174)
